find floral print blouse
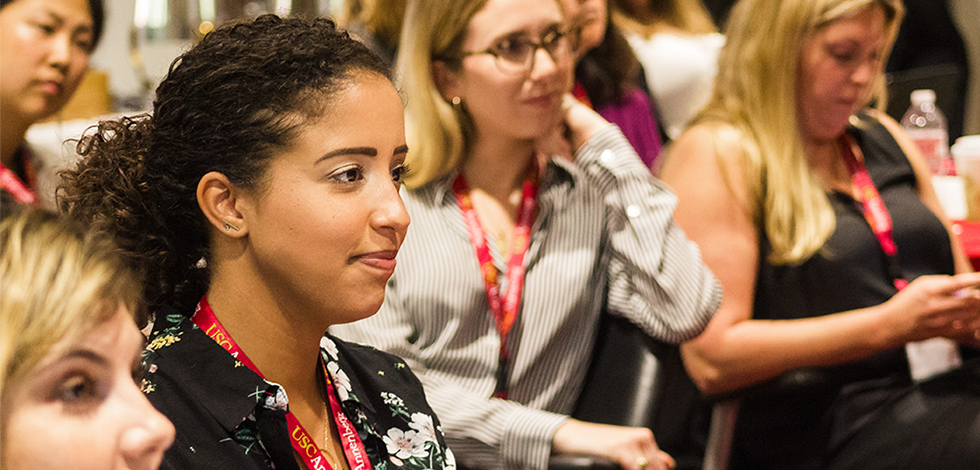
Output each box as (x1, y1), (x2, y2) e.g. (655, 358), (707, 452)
(142, 306), (456, 470)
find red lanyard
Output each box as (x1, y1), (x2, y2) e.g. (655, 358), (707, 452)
(0, 163), (36, 205)
(572, 81), (593, 109)
(839, 134), (908, 291)
(192, 296), (371, 470)
(452, 163), (539, 399)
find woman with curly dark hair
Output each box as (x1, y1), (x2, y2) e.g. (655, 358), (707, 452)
(59, 15), (455, 470)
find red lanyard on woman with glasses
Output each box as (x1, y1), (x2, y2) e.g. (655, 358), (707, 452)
(452, 162), (540, 399)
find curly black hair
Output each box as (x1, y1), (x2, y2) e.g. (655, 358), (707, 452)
(59, 15), (392, 316)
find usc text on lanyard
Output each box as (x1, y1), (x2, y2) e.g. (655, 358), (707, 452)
(192, 296), (371, 470)
(452, 163), (540, 399)
(839, 134), (908, 290)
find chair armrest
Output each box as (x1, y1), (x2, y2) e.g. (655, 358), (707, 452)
(548, 454), (620, 470)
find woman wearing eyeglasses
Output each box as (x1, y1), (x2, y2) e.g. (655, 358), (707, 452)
(330, 0), (721, 469)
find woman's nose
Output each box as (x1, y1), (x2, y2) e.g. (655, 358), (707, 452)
(851, 60), (876, 87)
(529, 46), (561, 81)
(372, 182), (411, 243)
(119, 384), (176, 470)
(45, 33), (74, 72)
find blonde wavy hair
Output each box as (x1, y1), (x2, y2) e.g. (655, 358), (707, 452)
(396, 0), (488, 188)
(694, 0), (903, 265)
(0, 208), (144, 399)
(611, 0), (717, 38)
(337, 0), (407, 52)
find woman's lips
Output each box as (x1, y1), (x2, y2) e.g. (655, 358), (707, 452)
(37, 80), (62, 96)
(526, 92), (560, 108)
(355, 251), (398, 274)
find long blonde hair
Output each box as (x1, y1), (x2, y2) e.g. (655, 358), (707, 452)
(0, 208), (143, 398)
(695, 0), (903, 265)
(611, 0), (717, 38)
(337, 0), (407, 52)
(396, 0), (489, 188)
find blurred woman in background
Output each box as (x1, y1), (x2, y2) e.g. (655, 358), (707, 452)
(611, 0), (721, 140)
(0, 0), (103, 207)
(569, 0), (664, 169)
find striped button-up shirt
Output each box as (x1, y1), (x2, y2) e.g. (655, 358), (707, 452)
(331, 125), (721, 469)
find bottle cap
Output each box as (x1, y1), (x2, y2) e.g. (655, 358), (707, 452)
(910, 89), (936, 104)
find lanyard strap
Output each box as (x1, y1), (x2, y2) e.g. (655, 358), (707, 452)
(572, 81), (593, 109)
(0, 163), (36, 205)
(192, 296), (370, 470)
(838, 134), (908, 291)
(452, 163), (540, 399)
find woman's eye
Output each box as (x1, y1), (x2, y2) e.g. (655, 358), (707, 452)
(73, 37), (94, 52)
(58, 374), (98, 404)
(332, 166), (364, 184)
(35, 22), (56, 34)
(391, 164), (410, 185)
(496, 38), (530, 60)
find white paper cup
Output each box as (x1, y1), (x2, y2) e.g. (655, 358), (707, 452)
(952, 136), (980, 220)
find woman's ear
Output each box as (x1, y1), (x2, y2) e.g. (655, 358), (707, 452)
(432, 60), (461, 103)
(197, 171), (248, 238)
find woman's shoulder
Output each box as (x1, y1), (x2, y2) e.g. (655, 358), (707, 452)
(661, 122), (754, 210)
(667, 122), (746, 168)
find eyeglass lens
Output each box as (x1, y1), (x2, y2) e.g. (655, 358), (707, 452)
(495, 30), (570, 74)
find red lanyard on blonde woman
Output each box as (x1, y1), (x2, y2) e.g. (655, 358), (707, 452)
(452, 162), (540, 400)
(192, 296), (371, 470)
(838, 133), (908, 291)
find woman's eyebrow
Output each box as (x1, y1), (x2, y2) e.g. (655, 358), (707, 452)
(53, 348), (110, 368)
(316, 147), (379, 164)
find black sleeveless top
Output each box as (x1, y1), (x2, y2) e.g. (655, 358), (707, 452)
(729, 114), (956, 470)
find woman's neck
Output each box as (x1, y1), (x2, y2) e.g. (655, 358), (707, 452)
(462, 134), (537, 201)
(206, 255), (327, 410)
(806, 137), (853, 194)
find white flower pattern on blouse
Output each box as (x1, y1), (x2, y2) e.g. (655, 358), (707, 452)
(409, 413), (437, 443)
(318, 336), (455, 470)
(384, 428), (429, 459)
(326, 360), (353, 401)
(320, 336), (340, 360)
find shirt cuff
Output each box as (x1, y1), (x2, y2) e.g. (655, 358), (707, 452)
(501, 408), (568, 470)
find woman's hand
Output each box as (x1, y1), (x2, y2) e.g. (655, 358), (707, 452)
(552, 419), (676, 470)
(535, 94), (610, 163)
(884, 273), (980, 344)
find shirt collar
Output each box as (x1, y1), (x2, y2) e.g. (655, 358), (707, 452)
(146, 309), (274, 434)
(426, 159), (577, 210)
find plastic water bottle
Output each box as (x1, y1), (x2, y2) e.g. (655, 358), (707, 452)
(901, 89), (954, 175)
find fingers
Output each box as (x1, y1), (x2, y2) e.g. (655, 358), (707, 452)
(560, 92), (608, 150)
(933, 272), (980, 295)
(617, 430), (674, 470)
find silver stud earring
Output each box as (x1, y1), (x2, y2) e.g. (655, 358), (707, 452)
(223, 221), (240, 231)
